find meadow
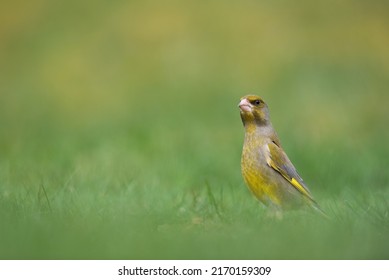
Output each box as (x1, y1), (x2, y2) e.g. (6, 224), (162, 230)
(0, 0), (388, 259)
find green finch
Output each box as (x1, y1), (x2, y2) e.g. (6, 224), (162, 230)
(238, 95), (325, 215)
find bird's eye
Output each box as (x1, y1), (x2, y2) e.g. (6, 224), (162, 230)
(254, 99), (261, 105)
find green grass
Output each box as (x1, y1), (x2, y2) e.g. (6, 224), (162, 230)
(1, 0), (389, 259)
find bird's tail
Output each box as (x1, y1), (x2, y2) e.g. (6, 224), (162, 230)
(311, 201), (330, 219)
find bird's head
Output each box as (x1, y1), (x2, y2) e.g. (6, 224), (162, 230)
(238, 95), (270, 126)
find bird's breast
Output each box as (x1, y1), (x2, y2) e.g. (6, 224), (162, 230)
(241, 138), (274, 203)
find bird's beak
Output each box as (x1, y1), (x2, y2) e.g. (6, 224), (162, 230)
(238, 98), (252, 112)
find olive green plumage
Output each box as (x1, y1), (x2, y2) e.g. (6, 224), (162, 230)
(238, 95), (325, 215)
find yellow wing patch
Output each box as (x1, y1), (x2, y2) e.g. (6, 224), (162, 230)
(290, 178), (312, 200)
(266, 142), (315, 203)
(269, 159), (314, 202)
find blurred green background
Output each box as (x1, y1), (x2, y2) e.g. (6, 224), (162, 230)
(1, 0), (389, 259)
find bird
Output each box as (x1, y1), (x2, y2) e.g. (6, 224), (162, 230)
(238, 94), (325, 216)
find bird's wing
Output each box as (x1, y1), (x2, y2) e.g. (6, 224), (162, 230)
(266, 141), (315, 202)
